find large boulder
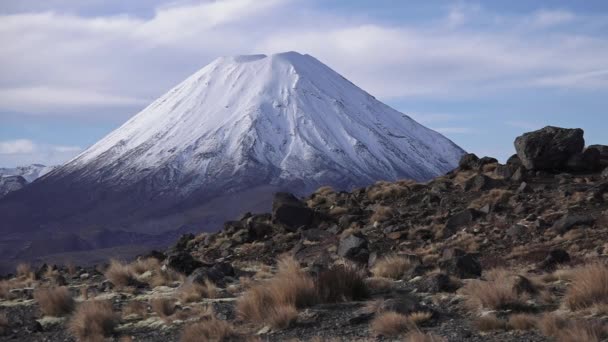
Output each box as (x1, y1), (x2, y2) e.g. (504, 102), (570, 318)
(514, 126), (584, 171)
(272, 192), (314, 231)
(338, 233), (369, 263)
(187, 262), (235, 286)
(566, 147), (601, 172)
(165, 251), (203, 275)
(439, 248), (481, 279)
(588, 145), (608, 168)
(458, 153), (480, 170)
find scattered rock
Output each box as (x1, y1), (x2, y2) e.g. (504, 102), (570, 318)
(517, 182), (533, 194)
(165, 251), (203, 275)
(417, 273), (456, 293)
(439, 249), (482, 279)
(539, 249), (571, 270)
(272, 192), (314, 231)
(337, 233), (369, 263)
(551, 213), (595, 234)
(187, 262), (234, 285)
(514, 126), (584, 170)
(444, 209), (480, 237)
(459, 153), (480, 170)
(464, 174), (504, 192)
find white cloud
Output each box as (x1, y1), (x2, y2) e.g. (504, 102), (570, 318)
(0, 1), (607, 119)
(0, 139), (82, 166)
(0, 139), (36, 154)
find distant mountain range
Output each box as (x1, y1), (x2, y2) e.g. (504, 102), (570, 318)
(0, 52), (464, 270)
(0, 164), (56, 198)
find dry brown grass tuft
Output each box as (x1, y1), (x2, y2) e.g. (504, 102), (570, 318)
(370, 206), (396, 223)
(105, 259), (136, 289)
(328, 206), (348, 216)
(538, 313), (567, 338)
(564, 263), (608, 310)
(236, 256), (316, 328)
(34, 286), (74, 316)
(316, 265), (368, 303)
(539, 314), (605, 342)
(364, 277), (394, 292)
(371, 255), (417, 280)
(404, 332), (447, 342)
(68, 300), (117, 341)
(469, 189), (513, 209)
(150, 298), (176, 319)
(461, 272), (526, 311)
(122, 301), (147, 318)
(16, 263), (32, 279)
(178, 280), (218, 303)
(129, 257), (160, 275)
(0, 281), (16, 300)
(474, 314), (506, 331)
(180, 318), (239, 342)
(370, 312), (413, 337)
(408, 311), (433, 326)
(367, 180), (414, 201)
(508, 313), (537, 331)
(0, 312), (8, 335)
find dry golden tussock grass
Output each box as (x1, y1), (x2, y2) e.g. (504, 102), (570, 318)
(236, 256), (316, 328)
(404, 332), (447, 342)
(370, 312), (414, 337)
(474, 314), (505, 331)
(508, 313), (537, 331)
(316, 265), (368, 303)
(105, 259), (136, 289)
(469, 189), (513, 210)
(68, 300), (118, 341)
(16, 263), (32, 279)
(34, 286), (74, 316)
(564, 263), (608, 310)
(0, 312), (8, 335)
(180, 318), (239, 342)
(370, 206), (396, 223)
(371, 255), (416, 280)
(364, 277), (394, 292)
(122, 301), (147, 318)
(178, 280), (218, 303)
(367, 180), (415, 201)
(150, 298), (176, 319)
(461, 270), (528, 312)
(538, 314), (606, 342)
(328, 206), (348, 216)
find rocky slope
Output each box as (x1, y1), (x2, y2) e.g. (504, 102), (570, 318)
(1, 126), (607, 342)
(0, 52), (463, 267)
(0, 164), (55, 198)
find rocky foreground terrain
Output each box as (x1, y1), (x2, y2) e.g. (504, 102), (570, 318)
(1, 126), (608, 342)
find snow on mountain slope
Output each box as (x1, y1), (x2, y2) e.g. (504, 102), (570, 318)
(62, 51), (464, 194)
(0, 164), (56, 183)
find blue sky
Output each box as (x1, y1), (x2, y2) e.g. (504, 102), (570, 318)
(1, 0), (607, 166)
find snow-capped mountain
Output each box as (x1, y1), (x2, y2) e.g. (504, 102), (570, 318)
(0, 164), (56, 183)
(62, 52), (463, 193)
(0, 52), (464, 265)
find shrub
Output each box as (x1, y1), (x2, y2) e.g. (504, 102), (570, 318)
(178, 280), (218, 303)
(236, 256), (316, 328)
(104, 260), (136, 289)
(367, 181), (413, 201)
(0, 312), (8, 335)
(508, 313), (537, 331)
(16, 263), (32, 279)
(539, 314), (605, 342)
(34, 286), (75, 316)
(371, 255), (416, 280)
(68, 301), (117, 341)
(370, 312), (413, 337)
(474, 315), (505, 331)
(564, 263), (608, 310)
(181, 318), (239, 342)
(316, 265), (368, 303)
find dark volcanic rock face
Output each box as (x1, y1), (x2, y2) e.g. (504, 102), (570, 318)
(514, 126), (584, 170)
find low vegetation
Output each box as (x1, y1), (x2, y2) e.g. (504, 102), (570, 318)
(564, 263), (608, 310)
(33, 286), (74, 316)
(371, 255), (417, 279)
(181, 318), (239, 342)
(68, 301), (117, 341)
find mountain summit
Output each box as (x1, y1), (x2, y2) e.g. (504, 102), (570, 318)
(0, 52), (464, 267)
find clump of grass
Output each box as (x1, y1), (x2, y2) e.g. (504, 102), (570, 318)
(122, 301), (147, 319)
(508, 313), (537, 331)
(370, 206), (396, 223)
(461, 270), (527, 311)
(316, 265), (368, 303)
(178, 280), (218, 303)
(371, 255), (417, 280)
(68, 301), (118, 341)
(364, 277), (394, 292)
(367, 180), (414, 201)
(404, 332), (447, 342)
(105, 260), (136, 289)
(16, 263), (32, 279)
(474, 314), (506, 331)
(150, 298), (176, 319)
(180, 318), (239, 342)
(469, 189), (513, 209)
(0, 312), (8, 336)
(236, 256), (316, 328)
(539, 314), (605, 342)
(34, 286), (74, 316)
(564, 263), (608, 310)
(370, 312), (414, 337)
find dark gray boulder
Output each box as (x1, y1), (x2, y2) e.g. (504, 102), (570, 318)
(566, 147), (601, 172)
(588, 145), (608, 168)
(514, 126), (585, 171)
(165, 251), (203, 275)
(439, 248), (481, 278)
(272, 192), (314, 231)
(458, 153), (480, 170)
(338, 233), (369, 263)
(551, 213), (595, 234)
(463, 174), (504, 191)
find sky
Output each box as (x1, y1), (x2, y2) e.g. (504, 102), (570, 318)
(1, 0), (607, 167)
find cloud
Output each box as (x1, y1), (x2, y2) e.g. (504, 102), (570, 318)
(434, 127), (474, 134)
(0, 139), (82, 166)
(0, 1), (607, 120)
(505, 120), (544, 130)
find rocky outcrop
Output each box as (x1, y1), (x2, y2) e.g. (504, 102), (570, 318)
(0, 176), (27, 197)
(514, 126), (585, 171)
